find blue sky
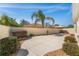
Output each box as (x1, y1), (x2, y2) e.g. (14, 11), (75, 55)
(0, 3), (72, 26)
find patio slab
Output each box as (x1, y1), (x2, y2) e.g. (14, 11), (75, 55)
(20, 35), (65, 56)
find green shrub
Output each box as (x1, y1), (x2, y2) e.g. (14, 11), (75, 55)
(63, 43), (79, 56)
(0, 37), (20, 56)
(63, 35), (79, 56)
(74, 48), (79, 56)
(66, 24), (74, 28)
(64, 36), (77, 43)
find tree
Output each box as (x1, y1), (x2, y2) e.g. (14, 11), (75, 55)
(66, 24), (74, 28)
(10, 18), (19, 27)
(0, 15), (11, 26)
(54, 24), (59, 26)
(45, 17), (55, 25)
(31, 9), (55, 28)
(20, 19), (30, 26)
(0, 15), (19, 27)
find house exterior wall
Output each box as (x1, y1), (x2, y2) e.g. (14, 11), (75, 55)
(72, 3), (79, 34)
(72, 3), (79, 23)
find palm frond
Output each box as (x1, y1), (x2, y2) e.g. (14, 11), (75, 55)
(31, 12), (37, 21)
(35, 19), (40, 25)
(45, 17), (55, 25)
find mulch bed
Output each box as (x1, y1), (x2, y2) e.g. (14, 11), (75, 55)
(43, 49), (67, 56)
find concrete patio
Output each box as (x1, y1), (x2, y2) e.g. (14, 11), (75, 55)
(19, 35), (65, 56)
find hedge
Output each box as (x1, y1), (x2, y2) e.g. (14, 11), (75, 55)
(64, 36), (77, 43)
(63, 35), (79, 56)
(0, 37), (20, 56)
(63, 43), (79, 56)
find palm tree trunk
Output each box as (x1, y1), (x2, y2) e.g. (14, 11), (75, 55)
(42, 20), (44, 28)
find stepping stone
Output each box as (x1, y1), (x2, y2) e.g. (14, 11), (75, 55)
(17, 49), (29, 56)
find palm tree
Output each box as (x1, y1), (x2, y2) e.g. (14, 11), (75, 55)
(31, 10), (45, 27)
(31, 9), (55, 28)
(45, 17), (55, 25)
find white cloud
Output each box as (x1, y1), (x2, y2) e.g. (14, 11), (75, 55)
(0, 4), (69, 10)
(64, 10), (72, 17)
(0, 4), (70, 16)
(0, 4), (12, 7)
(0, 4), (70, 15)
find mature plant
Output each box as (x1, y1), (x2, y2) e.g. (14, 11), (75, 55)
(59, 30), (64, 33)
(64, 36), (77, 43)
(29, 34), (34, 37)
(54, 24), (59, 26)
(65, 24), (74, 28)
(63, 43), (79, 56)
(31, 9), (55, 27)
(63, 35), (79, 56)
(20, 19), (30, 26)
(0, 37), (20, 56)
(0, 15), (20, 27)
(11, 30), (28, 40)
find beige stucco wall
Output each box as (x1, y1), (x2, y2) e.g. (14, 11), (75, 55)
(0, 25), (10, 39)
(10, 27), (61, 36)
(0, 24), (62, 39)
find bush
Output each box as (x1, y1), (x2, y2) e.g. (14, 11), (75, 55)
(64, 36), (77, 43)
(0, 37), (20, 56)
(63, 35), (79, 56)
(63, 43), (79, 56)
(12, 31), (28, 40)
(59, 30), (69, 34)
(66, 24), (74, 28)
(12, 31), (27, 37)
(74, 48), (79, 56)
(59, 30), (64, 33)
